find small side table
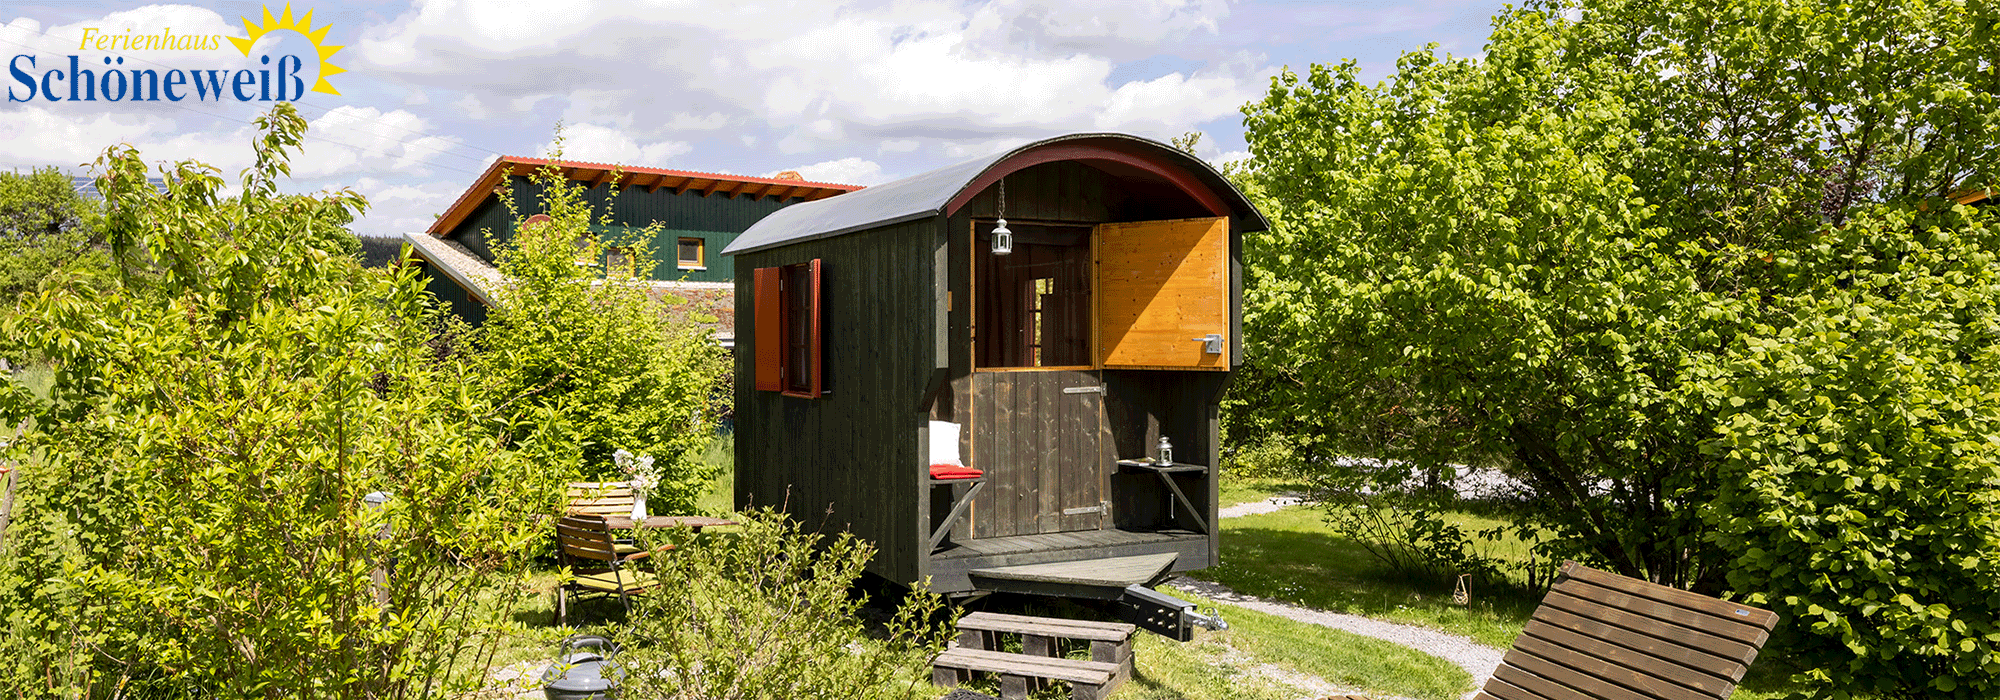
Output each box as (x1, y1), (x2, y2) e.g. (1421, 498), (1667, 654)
(1117, 460), (1210, 534)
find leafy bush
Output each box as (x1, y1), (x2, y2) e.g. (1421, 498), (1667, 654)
(614, 509), (949, 700)
(1707, 206), (2000, 699)
(473, 142), (728, 514)
(0, 104), (563, 698)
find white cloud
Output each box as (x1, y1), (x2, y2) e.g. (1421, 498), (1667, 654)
(291, 105), (466, 178)
(348, 176), (465, 235)
(541, 123), (691, 166)
(0, 104), (252, 172)
(771, 157), (884, 186)
(354, 0), (1260, 158)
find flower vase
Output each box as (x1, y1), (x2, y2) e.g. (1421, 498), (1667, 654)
(631, 492), (648, 521)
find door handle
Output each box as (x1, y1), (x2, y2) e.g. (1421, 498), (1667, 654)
(1191, 334), (1224, 354)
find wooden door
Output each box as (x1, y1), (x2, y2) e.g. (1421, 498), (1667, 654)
(1096, 217), (1230, 369)
(968, 370), (1109, 538)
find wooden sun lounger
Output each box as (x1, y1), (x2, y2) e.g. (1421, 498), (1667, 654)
(1477, 561), (1780, 700)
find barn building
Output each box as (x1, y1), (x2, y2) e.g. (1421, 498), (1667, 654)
(403, 156), (859, 331)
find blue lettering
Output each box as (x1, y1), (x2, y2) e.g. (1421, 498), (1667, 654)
(163, 70), (185, 101)
(231, 69), (254, 101)
(277, 55), (302, 101)
(191, 70), (223, 100)
(40, 66), (62, 102)
(7, 55), (32, 102)
(68, 55), (95, 101)
(130, 69), (158, 101)
(99, 57), (127, 101)
(258, 55), (270, 101)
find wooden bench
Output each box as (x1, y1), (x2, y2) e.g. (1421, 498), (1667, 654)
(934, 612), (1135, 700)
(1478, 561), (1780, 700)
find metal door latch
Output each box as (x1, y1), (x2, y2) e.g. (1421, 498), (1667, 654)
(1191, 334), (1224, 354)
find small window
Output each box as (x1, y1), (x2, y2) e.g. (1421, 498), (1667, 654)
(604, 246), (634, 278)
(678, 237), (705, 270)
(754, 260), (822, 397)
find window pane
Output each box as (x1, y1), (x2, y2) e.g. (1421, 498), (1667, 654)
(975, 221), (1092, 368)
(678, 238), (703, 268)
(785, 263), (811, 393)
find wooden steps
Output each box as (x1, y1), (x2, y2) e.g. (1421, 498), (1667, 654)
(933, 612), (1137, 700)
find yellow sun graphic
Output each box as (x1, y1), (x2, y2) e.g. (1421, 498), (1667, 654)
(229, 4), (346, 96)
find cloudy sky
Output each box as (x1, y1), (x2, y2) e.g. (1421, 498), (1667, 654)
(2, 0), (1505, 236)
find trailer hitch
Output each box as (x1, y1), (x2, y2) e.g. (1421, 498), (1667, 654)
(1118, 584), (1227, 641)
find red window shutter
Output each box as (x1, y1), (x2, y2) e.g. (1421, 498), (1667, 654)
(807, 258), (823, 398)
(754, 266), (782, 391)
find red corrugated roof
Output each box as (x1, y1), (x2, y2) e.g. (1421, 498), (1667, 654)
(425, 156), (863, 237)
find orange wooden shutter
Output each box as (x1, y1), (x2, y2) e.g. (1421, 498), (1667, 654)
(754, 266), (782, 391)
(1096, 217), (1230, 369)
(806, 259), (823, 398)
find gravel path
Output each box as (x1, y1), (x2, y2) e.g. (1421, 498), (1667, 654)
(1209, 494), (1507, 699)
(1217, 493), (1308, 519)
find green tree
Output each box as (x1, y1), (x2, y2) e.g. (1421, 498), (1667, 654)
(473, 139), (728, 515)
(0, 104), (563, 697)
(1236, 0), (2000, 695)
(0, 168), (107, 301)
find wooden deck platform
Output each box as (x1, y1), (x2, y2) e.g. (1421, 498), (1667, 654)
(971, 553), (1178, 589)
(936, 528), (1204, 559)
(930, 528), (1209, 595)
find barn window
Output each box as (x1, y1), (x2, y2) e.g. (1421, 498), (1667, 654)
(754, 260), (822, 397)
(678, 237), (705, 270)
(974, 220), (1091, 368)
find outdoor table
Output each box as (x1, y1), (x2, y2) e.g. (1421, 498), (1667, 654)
(599, 515), (737, 531)
(1117, 459), (1210, 534)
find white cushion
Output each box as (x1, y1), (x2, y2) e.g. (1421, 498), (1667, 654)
(928, 421), (964, 467)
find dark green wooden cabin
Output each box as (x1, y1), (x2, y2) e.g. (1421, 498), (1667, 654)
(726, 134), (1268, 604)
(406, 157), (859, 324)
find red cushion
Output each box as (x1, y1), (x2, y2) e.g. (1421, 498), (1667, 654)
(929, 464), (983, 480)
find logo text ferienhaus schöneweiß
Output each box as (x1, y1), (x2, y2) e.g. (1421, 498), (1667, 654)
(8, 4), (346, 103)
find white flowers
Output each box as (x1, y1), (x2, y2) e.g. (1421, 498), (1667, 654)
(615, 448), (660, 496)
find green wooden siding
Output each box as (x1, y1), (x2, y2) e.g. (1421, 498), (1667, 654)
(442, 175), (804, 282)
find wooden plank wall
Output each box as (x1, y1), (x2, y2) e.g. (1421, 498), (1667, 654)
(733, 218), (939, 587)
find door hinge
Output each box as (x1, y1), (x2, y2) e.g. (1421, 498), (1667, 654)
(1062, 385), (1105, 395)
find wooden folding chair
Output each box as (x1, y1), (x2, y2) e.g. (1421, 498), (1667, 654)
(1475, 561), (1780, 700)
(553, 514), (671, 626)
(565, 481), (636, 517)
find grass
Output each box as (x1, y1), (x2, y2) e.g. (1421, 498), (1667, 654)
(694, 435), (734, 515)
(1206, 469), (1824, 699)
(1216, 473), (1311, 508)
(1210, 505), (1542, 649)
(953, 592), (1471, 700)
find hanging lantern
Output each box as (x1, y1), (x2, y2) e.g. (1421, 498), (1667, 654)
(991, 218), (1013, 256)
(991, 179), (1013, 256)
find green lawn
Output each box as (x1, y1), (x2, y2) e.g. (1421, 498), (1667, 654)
(954, 592), (1472, 700)
(1217, 473), (1311, 508)
(1204, 496), (1820, 699)
(1210, 505), (1542, 649)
